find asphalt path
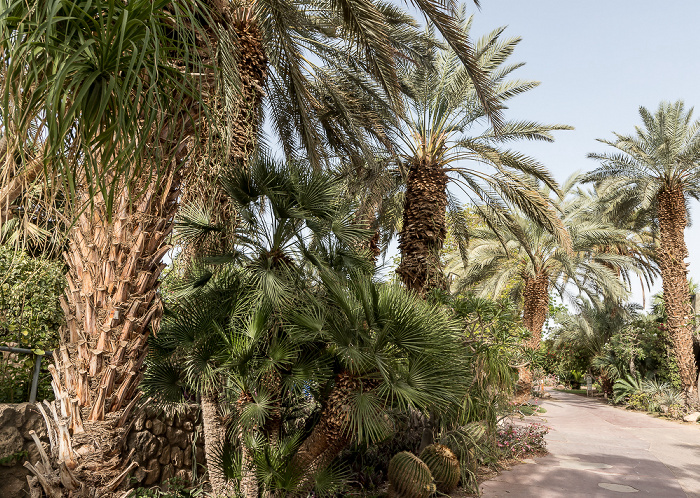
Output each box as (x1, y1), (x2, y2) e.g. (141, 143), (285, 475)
(480, 390), (700, 497)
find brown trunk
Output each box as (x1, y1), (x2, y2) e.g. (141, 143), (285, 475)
(180, 11), (268, 260)
(522, 272), (549, 349)
(235, 391), (259, 498)
(201, 394), (236, 497)
(291, 372), (366, 491)
(656, 185), (697, 401)
(396, 159), (448, 295)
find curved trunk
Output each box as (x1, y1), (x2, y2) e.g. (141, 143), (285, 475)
(201, 394), (236, 497)
(522, 272), (549, 349)
(291, 372), (366, 491)
(396, 159), (448, 295)
(657, 186), (697, 401)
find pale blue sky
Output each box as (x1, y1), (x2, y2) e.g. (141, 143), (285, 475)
(455, 1), (700, 308)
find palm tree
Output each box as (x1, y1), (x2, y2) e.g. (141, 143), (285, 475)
(449, 176), (647, 350)
(393, 16), (572, 294)
(144, 157), (465, 494)
(585, 100), (700, 401)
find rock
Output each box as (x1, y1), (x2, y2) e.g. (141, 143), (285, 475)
(182, 420), (193, 432)
(151, 418), (166, 436)
(159, 445), (172, 465)
(183, 448), (192, 468)
(683, 412), (700, 422)
(144, 435), (162, 459)
(166, 427), (188, 449)
(161, 463), (175, 483)
(144, 459), (161, 486)
(0, 426), (24, 465)
(0, 465), (30, 497)
(18, 406), (45, 439)
(134, 412), (146, 432)
(175, 469), (191, 486)
(171, 447), (183, 468)
(0, 405), (18, 427)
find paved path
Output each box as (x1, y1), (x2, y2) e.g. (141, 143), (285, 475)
(480, 390), (700, 497)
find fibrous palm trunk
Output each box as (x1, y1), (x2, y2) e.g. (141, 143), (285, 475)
(656, 185), (697, 402)
(396, 159), (448, 295)
(522, 272), (549, 349)
(291, 372), (368, 491)
(201, 393), (236, 497)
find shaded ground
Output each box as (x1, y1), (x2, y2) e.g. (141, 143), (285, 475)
(480, 389), (700, 497)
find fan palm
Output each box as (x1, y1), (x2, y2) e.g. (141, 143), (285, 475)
(585, 100), (700, 400)
(449, 176), (646, 349)
(145, 158), (465, 494)
(393, 16), (572, 294)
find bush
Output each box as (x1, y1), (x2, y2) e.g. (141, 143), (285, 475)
(495, 423), (549, 458)
(0, 247), (65, 402)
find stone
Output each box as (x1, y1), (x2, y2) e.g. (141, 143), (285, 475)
(132, 465), (147, 484)
(144, 435), (162, 459)
(0, 426), (24, 465)
(160, 463), (175, 483)
(0, 465), (30, 497)
(134, 413), (146, 432)
(18, 406), (45, 439)
(0, 404), (18, 427)
(175, 469), (191, 486)
(183, 448), (192, 468)
(182, 420), (193, 431)
(144, 459), (161, 486)
(159, 445), (171, 465)
(167, 427), (189, 449)
(151, 418), (166, 436)
(171, 447), (183, 468)
(683, 412), (700, 423)
(146, 419), (153, 430)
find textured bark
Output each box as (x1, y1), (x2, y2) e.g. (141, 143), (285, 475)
(235, 391), (258, 498)
(201, 394), (236, 497)
(292, 372), (367, 490)
(522, 272), (549, 349)
(180, 11), (268, 259)
(396, 159), (449, 295)
(657, 185), (698, 400)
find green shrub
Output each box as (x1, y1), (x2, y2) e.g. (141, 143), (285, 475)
(0, 247), (65, 402)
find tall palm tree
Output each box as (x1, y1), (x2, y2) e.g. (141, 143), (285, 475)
(585, 100), (700, 401)
(449, 176), (647, 350)
(393, 17), (572, 294)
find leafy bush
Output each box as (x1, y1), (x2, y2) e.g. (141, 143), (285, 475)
(613, 374), (683, 414)
(495, 423), (549, 458)
(0, 247), (65, 402)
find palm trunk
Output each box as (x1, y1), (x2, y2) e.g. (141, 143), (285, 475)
(396, 159), (448, 295)
(201, 394), (236, 497)
(522, 272), (549, 349)
(180, 11), (267, 261)
(657, 185), (697, 401)
(291, 372), (366, 491)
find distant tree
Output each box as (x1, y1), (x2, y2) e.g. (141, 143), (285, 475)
(449, 175), (645, 349)
(586, 100), (700, 402)
(393, 16), (571, 295)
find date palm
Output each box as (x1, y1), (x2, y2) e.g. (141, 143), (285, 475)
(585, 100), (700, 401)
(394, 16), (572, 294)
(449, 176), (645, 349)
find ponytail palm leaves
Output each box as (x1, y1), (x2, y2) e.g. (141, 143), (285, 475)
(394, 18), (572, 294)
(449, 177), (644, 349)
(585, 100), (700, 399)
